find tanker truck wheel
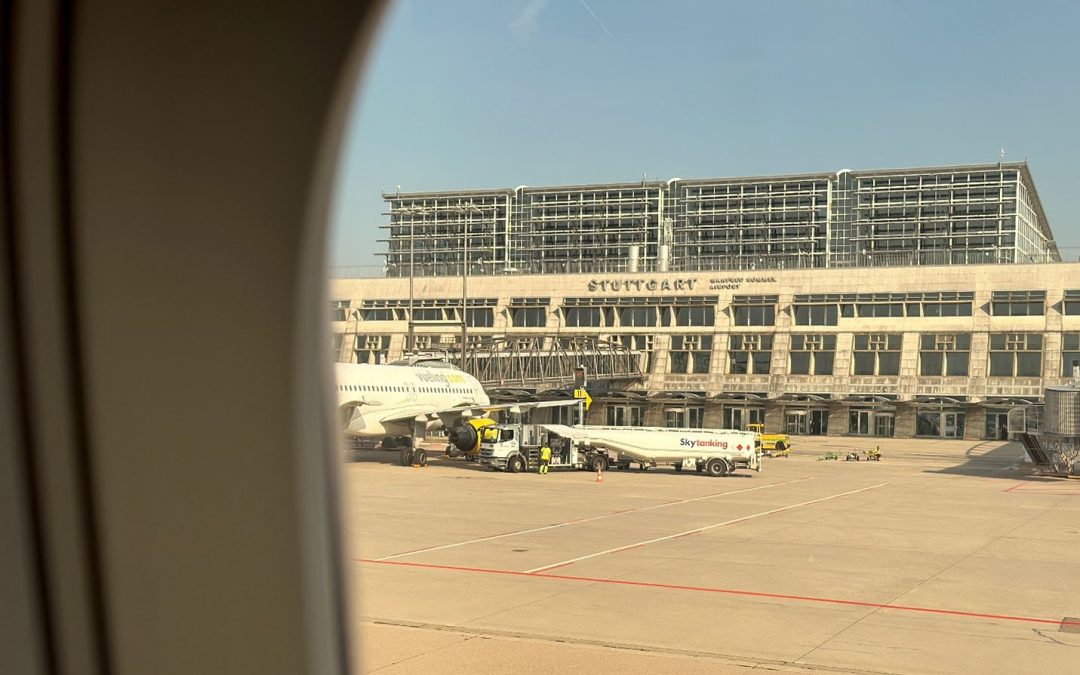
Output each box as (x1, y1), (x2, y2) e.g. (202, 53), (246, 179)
(706, 458), (729, 477)
(589, 455), (608, 473)
(508, 455), (525, 474)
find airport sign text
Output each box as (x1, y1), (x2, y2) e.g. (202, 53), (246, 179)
(587, 278), (698, 293)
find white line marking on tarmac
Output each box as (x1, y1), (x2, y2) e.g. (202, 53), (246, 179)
(525, 482), (889, 574)
(375, 477), (812, 561)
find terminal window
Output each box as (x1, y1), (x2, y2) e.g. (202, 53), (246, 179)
(670, 335), (712, 374)
(991, 291), (1045, 316)
(918, 294), (973, 317)
(563, 306), (610, 328)
(852, 334), (902, 376)
(1062, 334), (1080, 377)
(674, 305), (715, 327)
(919, 334), (971, 376)
(789, 334), (836, 375)
(665, 405), (705, 429)
(734, 304), (775, 326)
(354, 335), (390, 365)
(1065, 290), (1080, 316)
(729, 334), (773, 375)
(511, 307), (547, 327)
(617, 334), (654, 374)
(362, 308), (396, 321)
(330, 299), (351, 322)
(465, 308), (494, 327)
(413, 307), (448, 321)
(856, 301), (903, 318)
(619, 306), (657, 327)
(850, 292), (974, 318)
(988, 333), (1042, 377)
(793, 303), (838, 326)
(411, 334), (442, 351)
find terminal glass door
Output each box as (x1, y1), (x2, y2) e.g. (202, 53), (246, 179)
(874, 414), (894, 437)
(849, 410), (871, 436)
(791, 410), (829, 435)
(918, 411), (965, 438)
(944, 412), (965, 439)
(785, 412), (807, 435)
(985, 411), (1009, 440)
(607, 404), (643, 427)
(723, 406), (763, 430)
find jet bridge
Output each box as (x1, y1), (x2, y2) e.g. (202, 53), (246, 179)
(458, 335), (644, 391)
(1008, 385), (1080, 477)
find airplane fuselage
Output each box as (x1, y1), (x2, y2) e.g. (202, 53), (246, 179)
(334, 362), (489, 439)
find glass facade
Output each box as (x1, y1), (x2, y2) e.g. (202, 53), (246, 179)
(382, 163), (1057, 277)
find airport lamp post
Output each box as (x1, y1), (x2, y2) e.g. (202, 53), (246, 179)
(458, 202), (483, 369)
(397, 201), (427, 354)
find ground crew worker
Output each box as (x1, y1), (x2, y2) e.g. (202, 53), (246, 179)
(539, 440), (552, 475)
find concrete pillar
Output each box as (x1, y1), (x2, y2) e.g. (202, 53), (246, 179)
(703, 403), (725, 430)
(644, 404), (665, 428)
(764, 404), (784, 433)
(964, 405), (986, 441)
(895, 405), (917, 438)
(826, 403), (846, 436)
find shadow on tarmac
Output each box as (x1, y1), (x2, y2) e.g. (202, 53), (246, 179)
(344, 445), (497, 472)
(343, 444), (763, 479)
(926, 440), (1031, 478)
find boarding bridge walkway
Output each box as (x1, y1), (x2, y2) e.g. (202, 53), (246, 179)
(459, 335), (643, 392)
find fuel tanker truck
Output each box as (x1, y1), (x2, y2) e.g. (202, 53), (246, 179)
(479, 423), (762, 477)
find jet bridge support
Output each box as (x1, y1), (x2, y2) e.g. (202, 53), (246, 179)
(1008, 386), (1080, 477)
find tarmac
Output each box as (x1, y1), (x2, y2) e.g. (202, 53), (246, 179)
(342, 435), (1080, 674)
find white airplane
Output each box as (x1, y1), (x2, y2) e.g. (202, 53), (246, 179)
(335, 358), (579, 464)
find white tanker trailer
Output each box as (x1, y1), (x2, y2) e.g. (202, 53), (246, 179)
(479, 423), (761, 477)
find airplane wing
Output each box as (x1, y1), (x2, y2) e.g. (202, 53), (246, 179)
(374, 399), (583, 427)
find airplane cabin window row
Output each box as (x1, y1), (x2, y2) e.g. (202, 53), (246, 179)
(339, 384), (476, 394)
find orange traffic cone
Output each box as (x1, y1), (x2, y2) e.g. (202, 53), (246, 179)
(595, 468), (603, 483)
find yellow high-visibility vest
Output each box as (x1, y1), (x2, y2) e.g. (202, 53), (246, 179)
(540, 446), (552, 461)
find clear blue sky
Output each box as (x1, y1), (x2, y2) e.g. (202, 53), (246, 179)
(330, 0), (1080, 268)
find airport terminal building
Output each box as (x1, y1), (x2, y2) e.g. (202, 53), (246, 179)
(332, 162), (1080, 441)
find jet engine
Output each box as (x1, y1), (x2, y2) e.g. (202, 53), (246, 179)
(449, 417), (495, 456)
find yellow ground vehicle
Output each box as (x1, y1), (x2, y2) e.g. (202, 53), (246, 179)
(747, 423), (791, 457)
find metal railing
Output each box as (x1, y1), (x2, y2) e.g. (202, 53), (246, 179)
(460, 335), (643, 389)
(333, 247), (1080, 279)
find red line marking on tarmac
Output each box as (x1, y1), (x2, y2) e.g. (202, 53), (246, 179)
(355, 557), (1080, 629)
(374, 476), (811, 561)
(1004, 481), (1080, 495)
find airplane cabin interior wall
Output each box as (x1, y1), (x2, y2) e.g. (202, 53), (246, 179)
(1, 1), (385, 673)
